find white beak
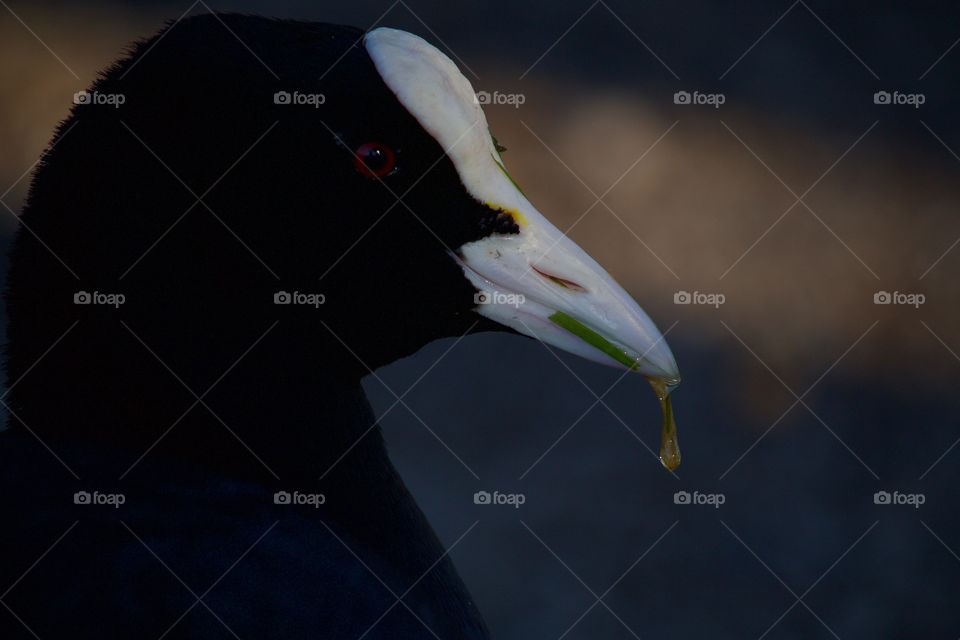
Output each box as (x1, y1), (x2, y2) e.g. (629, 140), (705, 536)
(456, 200), (680, 383)
(365, 26), (680, 385)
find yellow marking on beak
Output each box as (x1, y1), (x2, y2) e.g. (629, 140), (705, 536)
(484, 202), (529, 226)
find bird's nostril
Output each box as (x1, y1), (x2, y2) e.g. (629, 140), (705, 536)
(532, 265), (586, 292)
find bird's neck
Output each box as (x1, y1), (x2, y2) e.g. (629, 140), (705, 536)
(146, 366), (394, 483)
(9, 324), (380, 483)
(9, 362), (491, 636)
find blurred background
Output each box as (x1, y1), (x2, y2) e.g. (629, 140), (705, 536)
(3, 1), (959, 637)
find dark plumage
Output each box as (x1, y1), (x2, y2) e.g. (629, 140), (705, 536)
(1, 14), (508, 639)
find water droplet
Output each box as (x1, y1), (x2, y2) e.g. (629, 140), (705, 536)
(648, 377), (681, 471)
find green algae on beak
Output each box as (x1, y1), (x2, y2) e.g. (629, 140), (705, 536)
(548, 311), (641, 369)
(548, 310), (682, 471)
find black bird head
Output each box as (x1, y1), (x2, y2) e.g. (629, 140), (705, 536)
(5, 15), (678, 469)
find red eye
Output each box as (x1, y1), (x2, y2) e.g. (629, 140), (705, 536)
(353, 142), (397, 178)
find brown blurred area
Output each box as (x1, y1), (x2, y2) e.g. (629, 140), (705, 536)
(482, 87), (960, 411)
(4, 4), (958, 419)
